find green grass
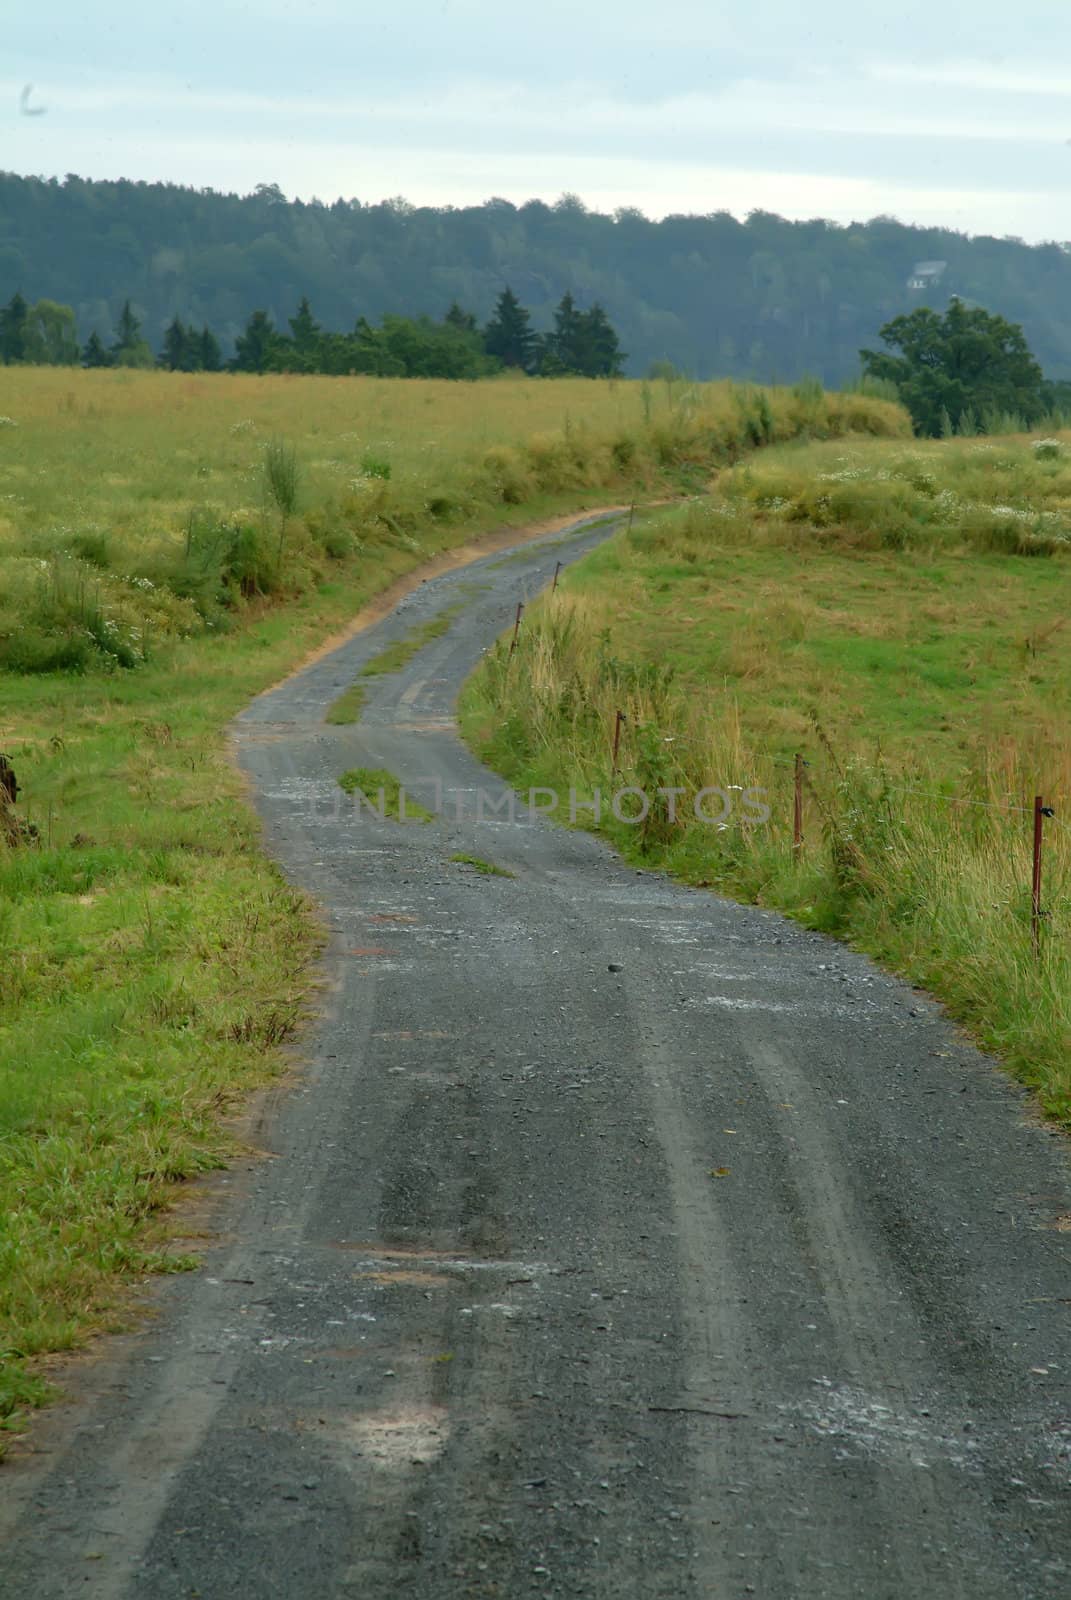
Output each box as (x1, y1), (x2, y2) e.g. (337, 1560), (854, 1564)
(450, 852), (515, 878)
(461, 430), (1071, 1127)
(0, 633), (320, 1448)
(324, 683), (367, 725)
(338, 767), (434, 821)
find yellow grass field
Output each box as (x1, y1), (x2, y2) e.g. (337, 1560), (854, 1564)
(0, 365), (905, 555)
(0, 368), (651, 543)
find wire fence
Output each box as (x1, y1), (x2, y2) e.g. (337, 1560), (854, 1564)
(600, 703), (1061, 963)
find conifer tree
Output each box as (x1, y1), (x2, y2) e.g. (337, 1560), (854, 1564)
(577, 303), (626, 377)
(82, 330), (112, 368)
(115, 299), (140, 350)
(546, 292), (584, 373)
(199, 324), (222, 372)
(160, 315), (189, 371)
(112, 299), (153, 367)
(233, 309), (279, 373)
(445, 301), (477, 333)
(287, 296), (322, 367)
(0, 291), (29, 363)
(483, 287), (536, 372)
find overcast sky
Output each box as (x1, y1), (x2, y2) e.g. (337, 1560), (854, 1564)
(5, 1), (1071, 239)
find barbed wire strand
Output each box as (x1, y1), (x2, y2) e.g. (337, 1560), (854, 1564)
(611, 722), (1045, 817)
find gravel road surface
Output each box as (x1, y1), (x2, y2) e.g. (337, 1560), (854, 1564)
(3, 511), (1070, 1598)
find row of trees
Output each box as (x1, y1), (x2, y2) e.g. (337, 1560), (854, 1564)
(0, 287), (625, 380)
(482, 289), (624, 376)
(0, 291), (192, 370)
(8, 278), (1066, 435)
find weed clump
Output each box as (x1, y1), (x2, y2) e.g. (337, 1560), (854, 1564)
(338, 766), (433, 821)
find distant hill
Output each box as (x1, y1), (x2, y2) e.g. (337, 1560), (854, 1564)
(1, 171), (1070, 382)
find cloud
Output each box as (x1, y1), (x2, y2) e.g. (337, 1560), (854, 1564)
(20, 71), (1066, 147)
(870, 59), (1071, 97)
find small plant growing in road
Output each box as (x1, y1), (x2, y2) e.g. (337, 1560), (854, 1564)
(338, 766), (433, 821)
(450, 852), (515, 878)
(325, 682), (367, 725)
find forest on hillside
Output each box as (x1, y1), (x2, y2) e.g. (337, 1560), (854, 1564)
(2, 171), (1071, 382)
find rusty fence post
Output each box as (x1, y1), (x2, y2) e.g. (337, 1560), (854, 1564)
(627, 501), (636, 535)
(551, 560), (562, 593)
(793, 753), (804, 854)
(1032, 795), (1055, 960)
(508, 601), (524, 658)
(611, 709), (626, 775)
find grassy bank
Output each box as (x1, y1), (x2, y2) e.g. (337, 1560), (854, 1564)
(461, 431), (1071, 1125)
(0, 370), (906, 1447)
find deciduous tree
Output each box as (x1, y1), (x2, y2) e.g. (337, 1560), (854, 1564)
(861, 300), (1046, 436)
(22, 299), (79, 365)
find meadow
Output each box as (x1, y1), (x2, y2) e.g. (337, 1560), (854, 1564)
(0, 367), (903, 674)
(0, 367), (904, 1444)
(462, 432), (1071, 1126)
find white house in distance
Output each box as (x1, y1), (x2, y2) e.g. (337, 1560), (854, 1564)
(907, 260), (948, 292)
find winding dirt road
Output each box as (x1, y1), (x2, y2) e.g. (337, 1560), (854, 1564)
(3, 512), (1070, 1597)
